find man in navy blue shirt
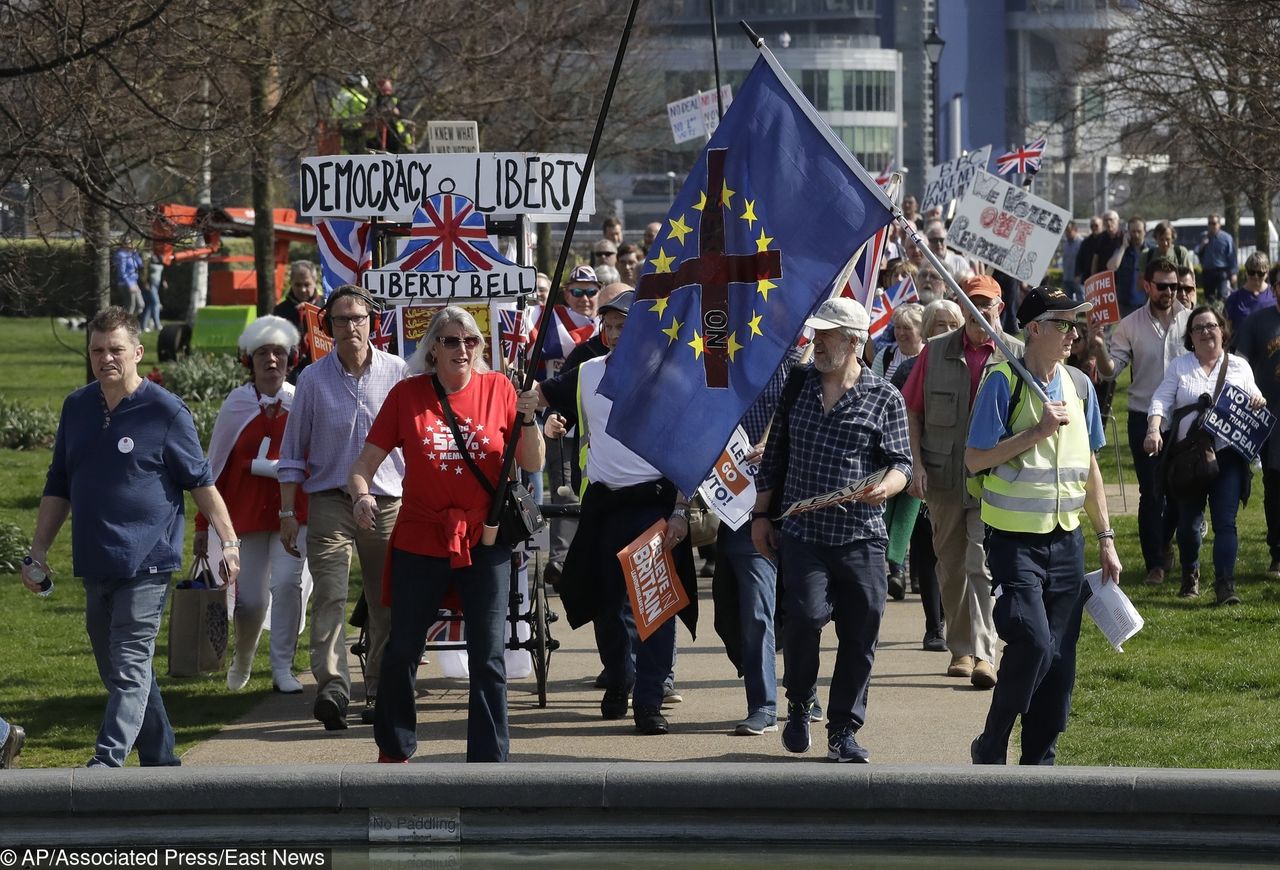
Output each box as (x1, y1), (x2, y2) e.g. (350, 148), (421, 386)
(22, 307), (240, 768)
(1198, 213), (1237, 302)
(753, 298), (913, 763)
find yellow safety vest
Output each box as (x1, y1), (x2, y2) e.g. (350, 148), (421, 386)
(979, 362), (1091, 534)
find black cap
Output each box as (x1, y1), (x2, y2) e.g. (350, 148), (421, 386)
(1016, 285), (1092, 328)
(599, 289), (635, 317)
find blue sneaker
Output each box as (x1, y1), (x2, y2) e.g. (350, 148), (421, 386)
(781, 701), (812, 753)
(827, 726), (869, 763)
(808, 700), (824, 723)
(734, 709), (778, 736)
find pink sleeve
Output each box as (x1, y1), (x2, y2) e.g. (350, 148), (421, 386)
(901, 348), (928, 415)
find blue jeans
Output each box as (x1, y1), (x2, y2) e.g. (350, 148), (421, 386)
(375, 544), (512, 762)
(1128, 411), (1177, 571)
(974, 527), (1086, 766)
(141, 263), (163, 332)
(1177, 448), (1248, 579)
(83, 572), (179, 768)
(719, 522), (777, 716)
(779, 534), (886, 735)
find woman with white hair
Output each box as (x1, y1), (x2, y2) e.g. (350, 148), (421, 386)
(349, 306), (544, 763)
(196, 315), (311, 693)
(872, 302), (924, 383)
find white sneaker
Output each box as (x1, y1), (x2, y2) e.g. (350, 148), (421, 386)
(227, 664), (251, 691)
(273, 672), (304, 694)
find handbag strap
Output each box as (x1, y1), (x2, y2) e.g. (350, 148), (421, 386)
(1168, 354), (1231, 442)
(431, 374), (498, 497)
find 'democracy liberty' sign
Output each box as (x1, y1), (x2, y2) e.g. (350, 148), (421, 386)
(299, 152), (594, 220)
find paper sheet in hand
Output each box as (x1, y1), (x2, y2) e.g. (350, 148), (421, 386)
(1085, 569), (1143, 652)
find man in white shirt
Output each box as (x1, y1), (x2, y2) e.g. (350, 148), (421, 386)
(1093, 257), (1190, 585)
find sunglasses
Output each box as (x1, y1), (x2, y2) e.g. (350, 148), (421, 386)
(1247, 270), (1266, 277)
(1042, 318), (1084, 335)
(568, 287), (600, 298)
(1152, 281), (1179, 292)
(437, 335), (481, 349)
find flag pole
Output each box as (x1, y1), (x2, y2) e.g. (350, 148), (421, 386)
(481, 0), (643, 545)
(739, 19), (1049, 403)
(709, 0), (725, 119)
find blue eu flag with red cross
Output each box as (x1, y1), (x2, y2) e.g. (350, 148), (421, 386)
(598, 56), (894, 495)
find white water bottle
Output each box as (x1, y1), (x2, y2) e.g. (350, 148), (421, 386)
(22, 555), (53, 598)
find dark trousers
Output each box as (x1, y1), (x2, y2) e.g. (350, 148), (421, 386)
(912, 509), (943, 638)
(1264, 464), (1280, 563)
(593, 500), (676, 710)
(974, 527), (1087, 766)
(1202, 268), (1231, 302)
(1128, 411), (1177, 571)
(779, 534), (886, 735)
(1177, 448), (1248, 579)
(374, 543), (512, 763)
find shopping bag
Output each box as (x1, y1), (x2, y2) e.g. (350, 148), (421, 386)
(167, 556), (229, 677)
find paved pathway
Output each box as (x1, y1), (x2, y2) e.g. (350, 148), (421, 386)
(183, 574), (998, 767)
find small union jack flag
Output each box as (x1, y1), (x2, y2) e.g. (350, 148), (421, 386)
(874, 163), (894, 187)
(868, 276), (919, 340)
(840, 224), (890, 307)
(995, 137), (1047, 177)
(370, 306), (397, 353)
(315, 219), (372, 293)
(426, 610), (465, 644)
(384, 192), (512, 273)
(496, 306), (531, 366)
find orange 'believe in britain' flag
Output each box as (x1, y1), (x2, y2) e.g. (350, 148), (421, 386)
(618, 520), (691, 641)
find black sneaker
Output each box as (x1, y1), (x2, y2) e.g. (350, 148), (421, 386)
(887, 565), (906, 601)
(600, 686), (630, 720)
(922, 631), (947, 652)
(0, 724), (25, 769)
(633, 705), (669, 735)
(781, 701), (812, 753)
(826, 726), (869, 763)
(360, 697), (377, 725)
(314, 694), (349, 731)
(593, 668), (609, 689)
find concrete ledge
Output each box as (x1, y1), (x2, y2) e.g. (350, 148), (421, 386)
(2, 764), (1279, 848)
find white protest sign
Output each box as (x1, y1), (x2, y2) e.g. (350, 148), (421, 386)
(946, 170), (1069, 286)
(363, 265), (535, 303)
(427, 120), (479, 153)
(667, 85), (733, 144)
(922, 147), (991, 212)
(697, 426), (758, 531)
(299, 153), (594, 220)
(779, 468), (888, 520)
(1201, 383), (1277, 463)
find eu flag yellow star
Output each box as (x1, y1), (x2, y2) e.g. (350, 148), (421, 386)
(692, 191), (706, 212)
(662, 317), (682, 345)
(726, 332), (743, 361)
(740, 199), (757, 229)
(748, 312), (764, 337)
(667, 214), (693, 245)
(688, 329), (705, 359)
(650, 296), (669, 318)
(756, 278), (777, 301)
(650, 248), (675, 273)
(755, 228), (773, 252)
(720, 180), (736, 207)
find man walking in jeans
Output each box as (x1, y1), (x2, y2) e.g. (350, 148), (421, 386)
(752, 298), (912, 762)
(279, 285), (406, 730)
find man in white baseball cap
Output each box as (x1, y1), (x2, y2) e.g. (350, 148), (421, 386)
(751, 295), (913, 763)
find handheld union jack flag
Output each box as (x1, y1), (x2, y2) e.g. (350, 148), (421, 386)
(384, 192), (510, 273)
(840, 225), (890, 308)
(868, 276), (919, 340)
(370, 306), (398, 353)
(315, 219), (372, 293)
(995, 137), (1047, 177)
(494, 305), (532, 367)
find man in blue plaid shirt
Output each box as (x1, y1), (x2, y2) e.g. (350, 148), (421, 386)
(752, 297), (913, 763)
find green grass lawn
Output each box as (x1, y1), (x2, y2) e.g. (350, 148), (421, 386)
(1, 316), (1277, 768)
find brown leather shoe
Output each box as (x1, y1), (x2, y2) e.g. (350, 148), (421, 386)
(946, 654), (974, 678)
(1145, 567), (1165, 585)
(1178, 568), (1200, 598)
(970, 659), (997, 689)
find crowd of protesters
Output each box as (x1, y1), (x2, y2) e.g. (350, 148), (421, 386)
(12, 208), (1274, 770)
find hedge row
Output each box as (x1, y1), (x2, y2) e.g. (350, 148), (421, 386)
(0, 238), (317, 318)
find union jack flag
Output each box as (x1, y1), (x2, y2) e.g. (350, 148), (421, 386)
(371, 306), (397, 353)
(314, 219), (372, 293)
(995, 137), (1047, 177)
(868, 276), (919, 340)
(426, 611), (465, 644)
(495, 305), (532, 366)
(874, 163), (894, 186)
(840, 224), (891, 307)
(384, 192), (512, 273)
(527, 303), (594, 379)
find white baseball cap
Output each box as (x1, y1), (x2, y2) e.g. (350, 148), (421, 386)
(804, 297), (870, 332)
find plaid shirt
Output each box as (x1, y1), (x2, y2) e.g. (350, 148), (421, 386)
(739, 346), (806, 444)
(279, 347), (407, 496)
(757, 364), (913, 546)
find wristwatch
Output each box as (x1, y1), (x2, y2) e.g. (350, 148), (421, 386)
(278, 509), (296, 519)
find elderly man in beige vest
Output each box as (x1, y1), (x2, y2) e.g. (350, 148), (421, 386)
(900, 274), (1024, 688)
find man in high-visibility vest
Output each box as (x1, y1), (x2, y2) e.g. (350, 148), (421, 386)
(965, 286), (1122, 765)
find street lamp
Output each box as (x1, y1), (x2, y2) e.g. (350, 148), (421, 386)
(666, 170), (676, 202)
(924, 26), (946, 167)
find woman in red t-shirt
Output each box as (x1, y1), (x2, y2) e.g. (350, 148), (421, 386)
(349, 306), (544, 763)
(196, 316), (311, 695)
